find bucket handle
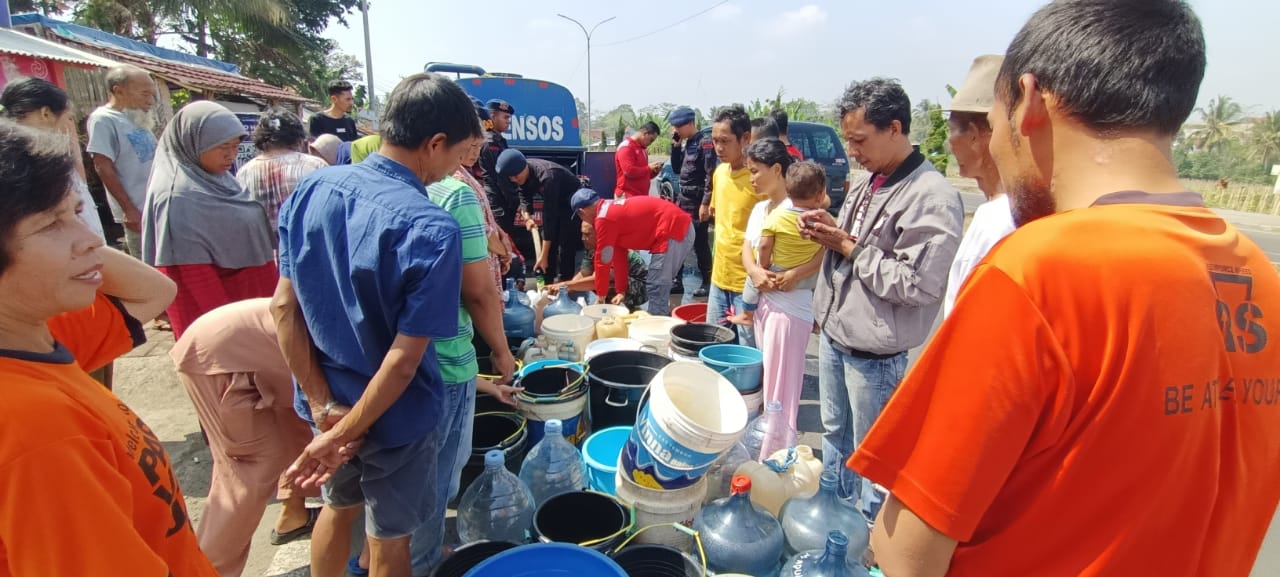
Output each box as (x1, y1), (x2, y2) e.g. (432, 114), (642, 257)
(638, 344), (658, 353)
(603, 386), (633, 408)
(611, 521), (708, 577)
(575, 491), (635, 548)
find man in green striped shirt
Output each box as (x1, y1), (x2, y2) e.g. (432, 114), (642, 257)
(410, 171), (516, 572)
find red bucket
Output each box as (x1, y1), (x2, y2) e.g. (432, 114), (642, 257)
(672, 303), (707, 323)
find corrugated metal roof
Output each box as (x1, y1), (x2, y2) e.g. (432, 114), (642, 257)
(59, 37), (312, 104)
(0, 27), (118, 68)
(12, 13), (241, 74)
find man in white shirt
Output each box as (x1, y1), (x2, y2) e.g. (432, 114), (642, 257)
(943, 54), (1018, 317)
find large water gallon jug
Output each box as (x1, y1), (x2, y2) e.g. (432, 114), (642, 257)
(693, 475), (784, 576)
(780, 530), (869, 577)
(504, 281), (536, 342)
(756, 400), (798, 460)
(733, 445), (823, 515)
(595, 316), (627, 340)
(518, 419), (587, 506)
(456, 450), (536, 544)
(505, 278), (531, 306)
(543, 289), (583, 319)
(780, 471), (871, 561)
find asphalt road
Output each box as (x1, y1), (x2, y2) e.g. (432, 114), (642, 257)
(956, 190), (1280, 265)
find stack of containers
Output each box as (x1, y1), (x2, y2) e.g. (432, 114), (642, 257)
(666, 322), (735, 363)
(614, 362), (749, 551)
(698, 344), (765, 419)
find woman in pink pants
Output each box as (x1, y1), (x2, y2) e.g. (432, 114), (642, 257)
(169, 298), (319, 577)
(740, 139), (825, 430)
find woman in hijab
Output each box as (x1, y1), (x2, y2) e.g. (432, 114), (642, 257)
(142, 101), (277, 339)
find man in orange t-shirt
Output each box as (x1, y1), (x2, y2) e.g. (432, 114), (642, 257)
(848, 2), (1280, 576)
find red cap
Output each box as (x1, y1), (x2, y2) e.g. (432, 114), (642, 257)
(730, 475), (752, 495)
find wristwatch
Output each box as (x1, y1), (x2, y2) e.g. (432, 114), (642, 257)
(316, 399), (339, 424)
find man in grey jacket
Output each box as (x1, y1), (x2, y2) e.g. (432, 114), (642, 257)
(800, 78), (963, 514)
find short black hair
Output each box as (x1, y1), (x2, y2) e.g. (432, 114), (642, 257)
(997, 0), (1204, 136)
(381, 73), (482, 149)
(252, 108), (307, 151)
(0, 77), (68, 120)
(0, 119), (76, 274)
(785, 161), (826, 202)
(328, 80), (354, 97)
(714, 106), (751, 139)
(838, 78), (912, 134)
(769, 108), (789, 135)
(639, 121), (660, 135)
(751, 117), (780, 140)
(745, 137), (794, 175)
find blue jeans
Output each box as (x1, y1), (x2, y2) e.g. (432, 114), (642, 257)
(705, 284), (757, 347)
(818, 335), (907, 519)
(409, 379), (475, 575)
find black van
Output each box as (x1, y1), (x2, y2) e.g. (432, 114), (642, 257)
(654, 120), (850, 213)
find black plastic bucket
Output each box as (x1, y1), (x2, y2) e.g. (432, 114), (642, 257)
(668, 323), (735, 358)
(611, 544), (700, 577)
(533, 491), (631, 553)
(587, 350), (672, 429)
(517, 366), (586, 397)
(457, 412), (528, 498)
(430, 541), (520, 577)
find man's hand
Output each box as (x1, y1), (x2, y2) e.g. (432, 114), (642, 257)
(490, 348), (517, 386)
(699, 204), (711, 222)
(649, 161), (665, 172)
(123, 206), (143, 232)
(497, 251), (512, 274)
(610, 293), (626, 306)
(284, 429), (363, 489)
(799, 209), (836, 231)
(533, 254), (549, 275)
(477, 377), (521, 407)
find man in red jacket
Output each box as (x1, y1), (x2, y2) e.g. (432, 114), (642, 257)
(573, 188), (692, 315)
(614, 122), (664, 199)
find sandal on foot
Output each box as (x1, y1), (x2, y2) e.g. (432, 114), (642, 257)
(268, 507), (319, 546)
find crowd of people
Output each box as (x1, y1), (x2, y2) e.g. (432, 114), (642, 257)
(0, 0), (1278, 576)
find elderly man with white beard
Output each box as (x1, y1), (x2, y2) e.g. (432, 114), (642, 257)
(88, 64), (159, 258)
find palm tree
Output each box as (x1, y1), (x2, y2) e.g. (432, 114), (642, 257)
(1193, 96), (1245, 152)
(1247, 111), (1280, 171)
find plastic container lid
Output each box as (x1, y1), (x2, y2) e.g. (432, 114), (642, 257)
(545, 419), (563, 435)
(484, 449), (504, 469)
(731, 475), (752, 495)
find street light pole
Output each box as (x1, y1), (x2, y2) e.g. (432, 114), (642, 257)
(361, 0), (377, 114)
(558, 14), (615, 149)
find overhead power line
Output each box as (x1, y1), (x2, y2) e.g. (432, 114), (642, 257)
(596, 0), (729, 47)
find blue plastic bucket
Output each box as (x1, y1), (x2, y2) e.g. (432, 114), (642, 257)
(582, 426), (632, 494)
(698, 344), (764, 392)
(516, 365), (589, 446)
(462, 542), (627, 577)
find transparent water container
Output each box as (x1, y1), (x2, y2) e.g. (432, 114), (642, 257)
(518, 419), (586, 506)
(692, 475), (784, 576)
(780, 530), (869, 577)
(780, 471), (871, 560)
(456, 450), (535, 544)
(542, 288), (583, 318)
(503, 279), (536, 341)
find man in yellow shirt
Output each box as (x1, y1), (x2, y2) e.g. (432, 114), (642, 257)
(701, 106), (760, 345)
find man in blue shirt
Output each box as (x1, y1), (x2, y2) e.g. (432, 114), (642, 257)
(271, 72), (481, 577)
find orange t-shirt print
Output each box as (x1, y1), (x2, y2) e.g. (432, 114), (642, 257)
(849, 195), (1280, 577)
(0, 294), (218, 577)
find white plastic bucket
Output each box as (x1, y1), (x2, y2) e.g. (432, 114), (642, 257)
(621, 362), (748, 489)
(740, 387), (764, 420)
(584, 338), (646, 362)
(628, 316), (683, 355)
(614, 471), (708, 551)
(518, 393), (589, 446)
(540, 314), (596, 363)
(668, 348), (700, 363)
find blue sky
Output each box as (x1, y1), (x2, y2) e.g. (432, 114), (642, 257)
(324, 0), (1279, 118)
